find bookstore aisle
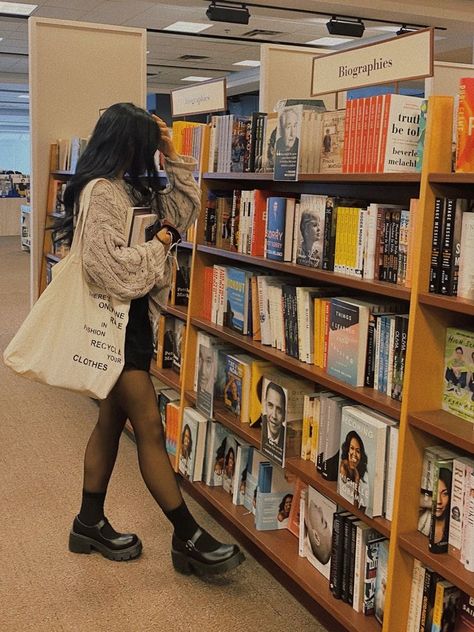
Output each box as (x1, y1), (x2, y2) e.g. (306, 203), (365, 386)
(0, 235), (325, 632)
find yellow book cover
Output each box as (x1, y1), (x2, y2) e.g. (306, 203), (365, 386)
(199, 123), (211, 174)
(334, 206), (346, 273)
(300, 394), (313, 460)
(347, 207), (358, 275)
(313, 297), (321, 366)
(248, 360), (273, 427)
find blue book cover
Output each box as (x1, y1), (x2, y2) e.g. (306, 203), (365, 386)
(243, 448), (270, 514)
(225, 266), (249, 334)
(265, 197), (286, 261)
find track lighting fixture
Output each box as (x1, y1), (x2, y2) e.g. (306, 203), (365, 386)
(326, 16), (365, 38)
(396, 25), (419, 36)
(206, 1), (250, 25)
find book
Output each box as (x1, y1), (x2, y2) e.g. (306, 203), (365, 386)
(255, 462), (295, 530)
(232, 442), (250, 505)
(326, 297), (371, 387)
(352, 523), (380, 613)
(319, 110), (345, 173)
(303, 486), (337, 579)
(429, 458), (454, 554)
(222, 433), (238, 495)
(440, 199), (468, 296)
(363, 534), (387, 616)
(178, 407), (208, 482)
(274, 104), (303, 181)
(295, 194), (327, 268)
(126, 207), (155, 246)
(172, 319), (185, 375)
(442, 328), (474, 423)
(243, 448), (270, 514)
(458, 212), (474, 300)
(247, 358), (272, 427)
(223, 353), (246, 418)
(419, 567), (439, 632)
(379, 94), (423, 173)
(431, 580), (461, 632)
(329, 510), (350, 599)
(287, 477), (307, 538)
(261, 112), (278, 173)
(449, 457), (473, 560)
(374, 538), (389, 624)
(321, 394), (349, 481)
(265, 197), (288, 261)
(337, 405), (391, 517)
(455, 77), (474, 173)
(454, 593), (474, 631)
(203, 421), (227, 487)
(407, 559), (426, 632)
(225, 267), (252, 335)
(260, 372), (312, 467)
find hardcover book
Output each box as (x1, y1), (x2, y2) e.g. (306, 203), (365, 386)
(319, 110), (345, 173)
(379, 94), (423, 173)
(442, 328), (474, 423)
(243, 448), (270, 514)
(261, 112), (278, 173)
(295, 194), (327, 269)
(224, 266), (252, 335)
(232, 442), (250, 506)
(203, 421), (227, 487)
(274, 104), (303, 181)
(303, 486), (337, 579)
(455, 77), (474, 173)
(454, 593), (474, 631)
(178, 407), (207, 482)
(374, 539), (389, 624)
(255, 462), (295, 530)
(458, 211), (474, 300)
(337, 405), (390, 517)
(222, 433), (238, 495)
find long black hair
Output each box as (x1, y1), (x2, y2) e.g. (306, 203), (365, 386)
(55, 103), (161, 244)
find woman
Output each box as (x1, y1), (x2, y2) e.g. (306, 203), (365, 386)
(432, 467), (452, 548)
(61, 103), (243, 575)
(179, 424), (193, 479)
(277, 494), (293, 523)
(339, 430), (369, 512)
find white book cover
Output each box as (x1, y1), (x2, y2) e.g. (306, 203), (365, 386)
(382, 95), (423, 173)
(243, 448), (270, 514)
(449, 456), (473, 559)
(222, 432), (238, 495)
(232, 442), (251, 505)
(383, 425), (399, 521)
(458, 211), (474, 300)
(255, 463), (295, 530)
(283, 197), (296, 262)
(203, 421), (228, 487)
(179, 407), (208, 482)
(303, 486), (336, 579)
(406, 559), (424, 632)
(353, 522), (379, 613)
(295, 194), (327, 269)
(461, 463), (474, 568)
(337, 405), (389, 518)
(298, 488), (307, 557)
(193, 331), (215, 392)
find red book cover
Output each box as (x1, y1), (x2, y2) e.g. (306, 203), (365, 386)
(455, 77), (474, 173)
(349, 98), (357, 173)
(371, 95), (383, 173)
(377, 94), (391, 173)
(355, 98), (364, 172)
(360, 97), (369, 173)
(250, 189), (271, 256)
(203, 266), (214, 321)
(366, 96), (377, 173)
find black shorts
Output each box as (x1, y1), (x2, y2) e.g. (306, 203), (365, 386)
(123, 294), (154, 371)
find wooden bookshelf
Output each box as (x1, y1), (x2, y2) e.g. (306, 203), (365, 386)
(285, 458), (391, 538)
(179, 241), (193, 250)
(204, 172), (420, 184)
(45, 253), (61, 263)
(191, 316), (401, 419)
(418, 292), (474, 316)
(409, 409), (474, 453)
(398, 531), (474, 598)
(165, 304), (188, 321)
(180, 480), (381, 632)
(150, 365), (180, 390)
(197, 245), (411, 301)
(185, 390), (261, 448)
(429, 172), (474, 184)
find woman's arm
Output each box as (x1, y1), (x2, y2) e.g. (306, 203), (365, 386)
(82, 180), (169, 301)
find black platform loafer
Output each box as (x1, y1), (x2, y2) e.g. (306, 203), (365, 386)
(69, 516), (142, 562)
(171, 528), (245, 576)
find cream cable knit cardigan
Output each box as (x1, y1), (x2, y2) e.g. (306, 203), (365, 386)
(82, 154), (200, 330)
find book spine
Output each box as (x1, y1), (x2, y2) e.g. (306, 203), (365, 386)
(329, 512), (345, 599)
(348, 518), (358, 605)
(462, 469), (474, 571)
(341, 517), (356, 603)
(406, 559), (422, 632)
(429, 197), (445, 293)
(448, 459), (465, 560)
(352, 525), (363, 611)
(419, 569), (437, 632)
(455, 77), (474, 172)
(377, 94), (390, 173)
(322, 198), (334, 270)
(364, 315), (376, 388)
(439, 197), (457, 295)
(458, 211), (474, 299)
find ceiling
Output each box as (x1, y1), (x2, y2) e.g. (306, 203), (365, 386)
(0, 0), (474, 130)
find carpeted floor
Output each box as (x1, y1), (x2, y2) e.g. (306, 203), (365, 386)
(0, 236), (328, 632)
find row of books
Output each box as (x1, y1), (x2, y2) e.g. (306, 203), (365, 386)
(407, 561), (472, 632)
(194, 333), (399, 518)
(171, 120), (208, 165)
(202, 265), (409, 397)
(429, 198), (473, 299)
(0, 172), (29, 199)
(155, 314), (185, 376)
(418, 444), (474, 572)
(299, 485), (388, 621)
(169, 250), (191, 306)
(55, 136), (88, 172)
(203, 190), (418, 286)
(443, 328), (474, 423)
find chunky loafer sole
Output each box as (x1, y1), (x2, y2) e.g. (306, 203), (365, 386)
(69, 531), (143, 562)
(171, 547), (245, 576)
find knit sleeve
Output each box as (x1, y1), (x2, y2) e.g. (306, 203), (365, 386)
(82, 179), (168, 301)
(152, 154), (201, 233)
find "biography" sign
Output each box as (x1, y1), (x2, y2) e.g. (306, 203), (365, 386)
(171, 78), (227, 117)
(311, 28), (433, 96)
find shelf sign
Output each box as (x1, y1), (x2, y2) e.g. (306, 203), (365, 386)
(311, 28), (434, 96)
(171, 78), (227, 117)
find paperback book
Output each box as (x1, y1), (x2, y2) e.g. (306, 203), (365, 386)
(442, 328), (474, 423)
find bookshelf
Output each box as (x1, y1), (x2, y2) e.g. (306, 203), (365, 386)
(166, 95), (473, 632)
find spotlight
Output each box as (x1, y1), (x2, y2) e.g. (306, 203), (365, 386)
(396, 25), (419, 36)
(206, 2), (250, 25)
(326, 16), (365, 38)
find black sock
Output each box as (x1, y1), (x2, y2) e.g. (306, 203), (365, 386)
(165, 502), (221, 552)
(77, 490), (121, 539)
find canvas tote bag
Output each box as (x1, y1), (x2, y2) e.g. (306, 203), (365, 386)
(3, 178), (130, 399)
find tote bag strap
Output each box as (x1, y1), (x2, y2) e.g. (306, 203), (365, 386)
(69, 177), (109, 255)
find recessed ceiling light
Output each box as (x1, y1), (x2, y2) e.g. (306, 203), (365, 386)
(233, 60), (260, 67)
(181, 76), (212, 82)
(164, 21), (212, 33)
(306, 37), (354, 46)
(0, 2), (37, 15)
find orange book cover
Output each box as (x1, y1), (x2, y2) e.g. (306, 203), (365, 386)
(455, 77), (474, 172)
(359, 97), (369, 173)
(371, 95), (384, 173)
(348, 98), (357, 173)
(366, 96), (377, 173)
(354, 98), (364, 172)
(250, 189), (270, 256)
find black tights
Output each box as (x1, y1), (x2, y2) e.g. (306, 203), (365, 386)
(83, 368), (183, 513)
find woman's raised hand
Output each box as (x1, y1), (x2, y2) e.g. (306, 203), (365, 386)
(152, 114), (178, 161)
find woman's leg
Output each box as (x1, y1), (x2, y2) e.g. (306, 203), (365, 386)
(112, 368), (244, 573)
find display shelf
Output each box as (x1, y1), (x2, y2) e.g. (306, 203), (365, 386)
(45, 253), (60, 263)
(165, 304), (188, 321)
(429, 172), (474, 184)
(409, 409), (474, 453)
(197, 245), (411, 301)
(191, 316), (401, 419)
(185, 390), (261, 448)
(398, 531), (474, 598)
(150, 365), (180, 390)
(418, 292), (474, 317)
(180, 480), (381, 632)
(285, 458), (391, 538)
(203, 172), (420, 184)
(47, 211), (66, 219)
(179, 241), (193, 250)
